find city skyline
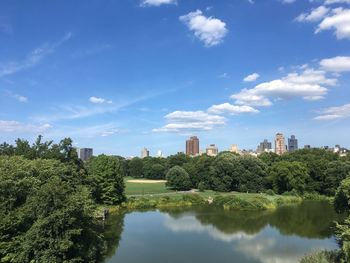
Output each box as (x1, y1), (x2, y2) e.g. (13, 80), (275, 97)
(1, 0), (350, 156)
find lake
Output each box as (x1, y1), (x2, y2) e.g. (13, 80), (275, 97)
(103, 201), (344, 263)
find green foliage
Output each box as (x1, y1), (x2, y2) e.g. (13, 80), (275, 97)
(198, 181), (206, 192)
(267, 161), (310, 194)
(0, 156), (105, 263)
(166, 166), (191, 190)
(334, 176), (350, 213)
(300, 251), (339, 263)
(128, 157), (143, 178)
(210, 153), (267, 193)
(336, 216), (350, 263)
(87, 155), (126, 205)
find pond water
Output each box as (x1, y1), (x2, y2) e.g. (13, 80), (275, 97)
(103, 201), (344, 263)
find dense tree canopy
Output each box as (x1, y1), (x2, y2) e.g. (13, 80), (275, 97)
(166, 166), (191, 191)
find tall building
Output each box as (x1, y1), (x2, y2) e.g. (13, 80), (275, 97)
(80, 148), (93, 161)
(186, 136), (199, 156)
(206, 144), (218, 157)
(230, 144), (239, 154)
(141, 147), (150, 159)
(157, 150), (164, 158)
(257, 139), (272, 153)
(275, 133), (286, 155)
(288, 135), (298, 152)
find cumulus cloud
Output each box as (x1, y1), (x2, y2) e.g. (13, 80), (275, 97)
(153, 110), (226, 133)
(320, 56), (350, 72)
(231, 68), (336, 107)
(89, 96), (112, 104)
(179, 10), (228, 47)
(0, 120), (52, 133)
(14, 94), (28, 103)
(243, 73), (260, 82)
(0, 32), (72, 77)
(295, 6), (329, 22)
(316, 7), (350, 39)
(208, 103), (259, 115)
(141, 0), (177, 7)
(314, 103), (350, 120)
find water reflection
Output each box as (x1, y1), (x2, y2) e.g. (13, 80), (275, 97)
(105, 201), (345, 263)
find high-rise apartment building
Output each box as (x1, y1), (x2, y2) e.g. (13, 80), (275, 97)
(275, 133), (286, 155)
(186, 136), (199, 156)
(257, 139), (272, 153)
(141, 148), (150, 158)
(230, 144), (239, 154)
(206, 144), (218, 157)
(288, 135), (298, 152)
(80, 148), (93, 161)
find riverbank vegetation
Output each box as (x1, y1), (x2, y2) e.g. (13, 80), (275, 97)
(1, 135), (350, 262)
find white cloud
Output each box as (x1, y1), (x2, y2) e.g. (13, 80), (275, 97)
(208, 103), (259, 115)
(141, 0), (177, 7)
(231, 68), (336, 107)
(295, 6), (329, 22)
(281, 0), (296, 3)
(0, 32), (72, 77)
(243, 72), (260, 82)
(218, 72), (229, 78)
(153, 110), (226, 133)
(89, 96), (112, 104)
(0, 120), (52, 133)
(325, 0), (350, 4)
(320, 56), (350, 72)
(14, 94), (28, 103)
(179, 10), (228, 47)
(316, 7), (350, 39)
(314, 103), (350, 120)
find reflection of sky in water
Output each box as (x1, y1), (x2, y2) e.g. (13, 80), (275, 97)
(107, 209), (339, 263)
(163, 214), (338, 263)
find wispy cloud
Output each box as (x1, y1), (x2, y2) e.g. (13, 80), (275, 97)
(141, 0), (177, 7)
(0, 32), (72, 78)
(243, 73), (260, 82)
(314, 103), (350, 120)
(89, 96), (112, 104)
(208, 103), (259, 115)
(3, 90), (28, 103)
(71, 43), (112, 58)
(0, 120), (51, 133)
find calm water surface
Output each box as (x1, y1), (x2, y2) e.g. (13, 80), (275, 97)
(103, 201), (344, 263)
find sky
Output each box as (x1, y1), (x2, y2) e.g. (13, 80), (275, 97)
(0, 0), (350, 157)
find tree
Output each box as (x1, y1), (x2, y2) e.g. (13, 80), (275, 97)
(128, 157), (143, 178)
(267, 161), (310, 194)
(166, 166), (191, 190)
(87, 155), (125, 205)
(149, 164), (166, 179)
(323, 161), (350, 196)
(334, 176), (350, 213)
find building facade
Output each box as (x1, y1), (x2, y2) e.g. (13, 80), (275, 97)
(230, 144), (239, 154)
(257, 139), (272, 153)
(275, 133), (286, 155)
(141, 147), (150, 159)
(206, 144), (218, 157)
(186, 136), (199, 156)
(80, 148), (93, 161)
(288, 135), (298, 152)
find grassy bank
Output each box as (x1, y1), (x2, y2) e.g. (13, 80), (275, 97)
(300, 251), (339, 263)
(113, 191), (302, 211)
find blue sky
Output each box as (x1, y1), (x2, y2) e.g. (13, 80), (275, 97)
(0, 0), (350, 156)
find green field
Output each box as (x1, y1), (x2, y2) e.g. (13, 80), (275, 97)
(124, 177), (175, 195)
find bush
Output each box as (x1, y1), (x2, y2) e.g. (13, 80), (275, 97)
(198, 181), (206, 192)
(265, 189), (275, 196)
(300, 251), (339, 263)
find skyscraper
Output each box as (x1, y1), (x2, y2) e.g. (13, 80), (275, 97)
(275, 133), (286, 155)
(186, 136), (199, 156)
(79, 148), (93, 161)
(206, 144), (218, 157)
(257, 139), (272, 153)
(230, 144), (239, 154)
(141, 147), (150, 158)
(288, 135), (298, 152)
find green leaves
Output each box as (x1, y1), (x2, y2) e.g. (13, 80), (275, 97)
(166, 166), (191, 191)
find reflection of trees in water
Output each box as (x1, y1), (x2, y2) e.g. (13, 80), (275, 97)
(165, 201), (345, 239)
(102, 212), (126, 260)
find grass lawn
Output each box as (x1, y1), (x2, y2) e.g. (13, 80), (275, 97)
(124, 177), (174, 196)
